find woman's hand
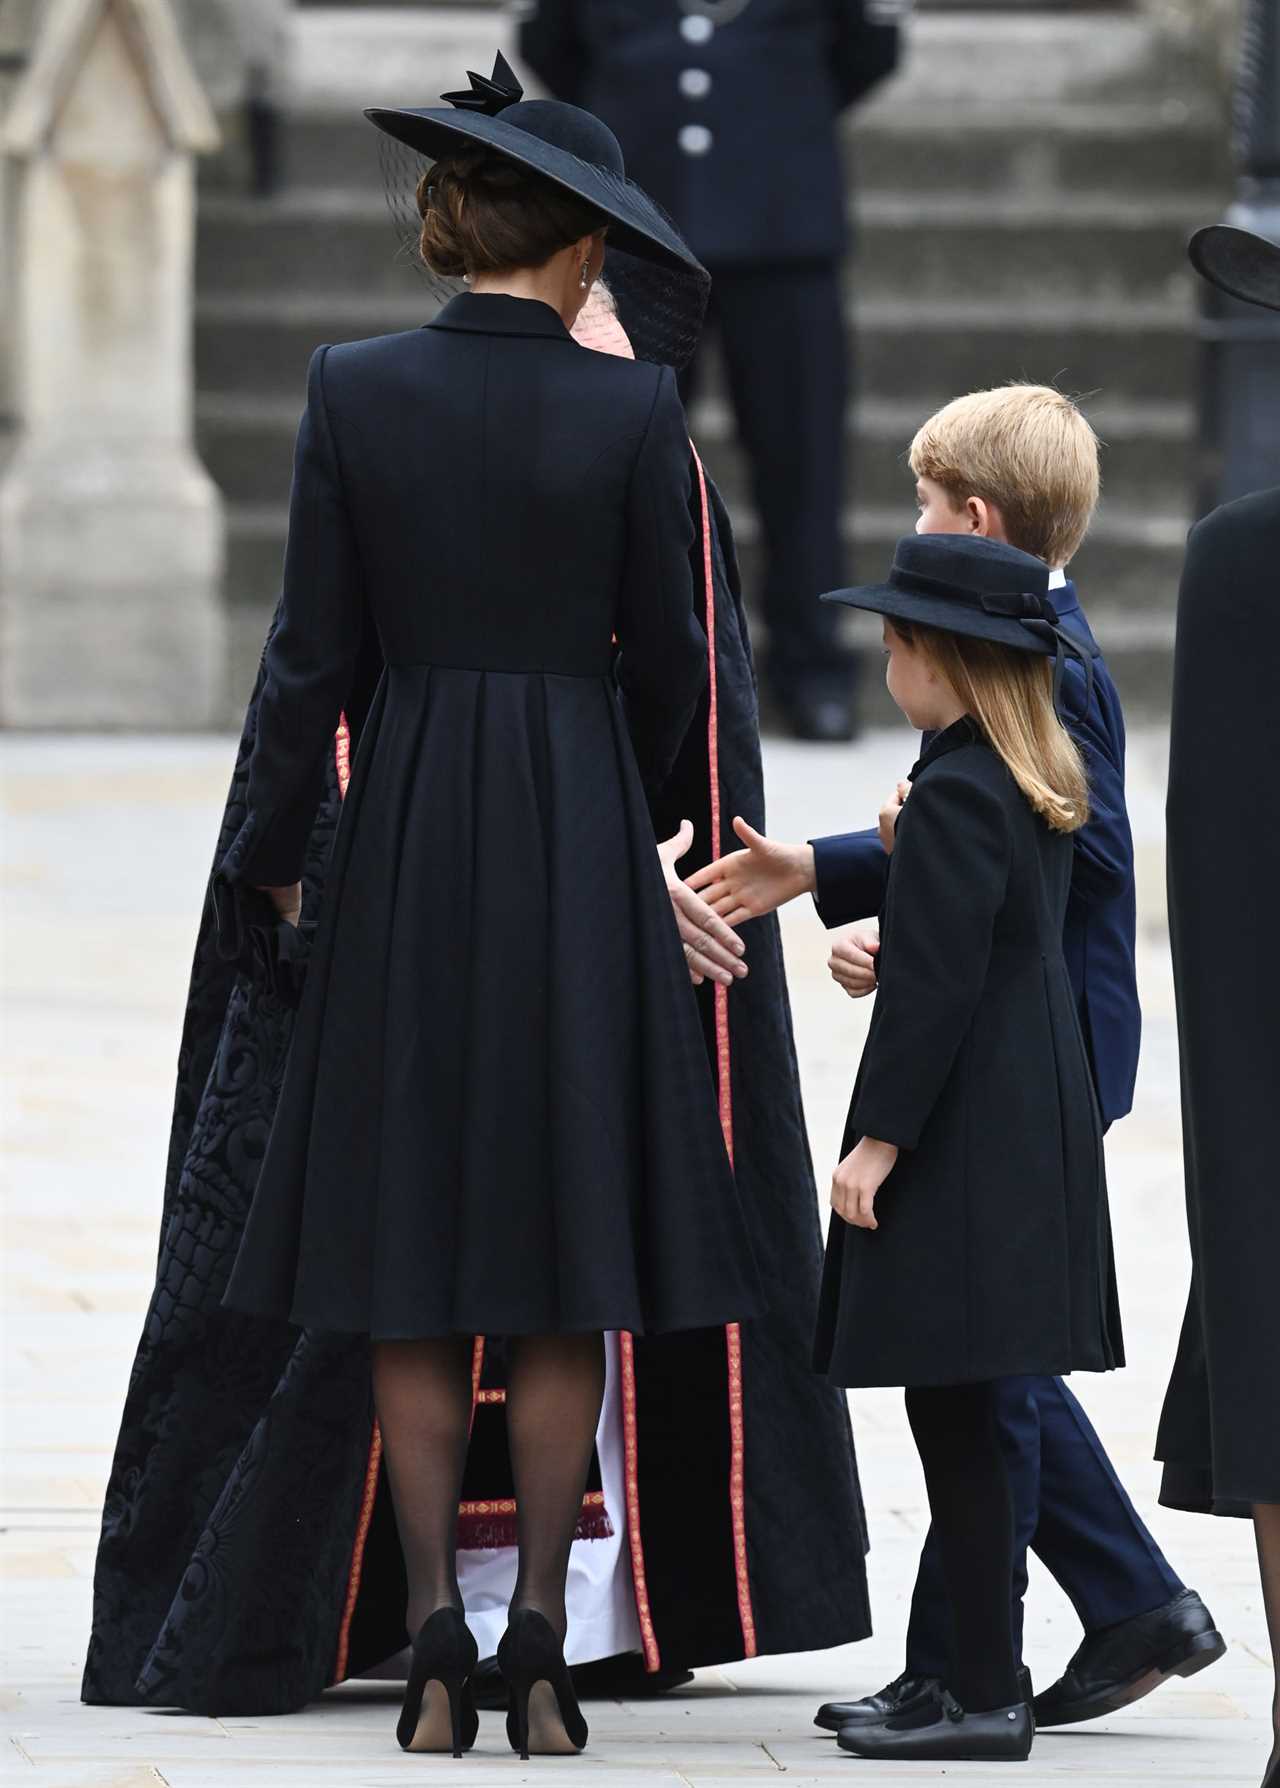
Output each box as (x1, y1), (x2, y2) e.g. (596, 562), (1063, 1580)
(685, 816), (816, 926)
(258, 882), (302, 928)
(829, 923), (880, 999)
(878, 782), (911, 856)
(831, 1136), (899, 1230)
(657, 822), (748, 988)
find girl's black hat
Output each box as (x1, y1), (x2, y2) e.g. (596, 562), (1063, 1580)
(822, 535), (1068, 651)
(365, 53), (703, 276)
(1188, 223), (1280, 313)
(823, 534), (1099, 712)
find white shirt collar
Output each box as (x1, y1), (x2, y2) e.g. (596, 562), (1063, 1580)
(1048, 567), (1067, 589)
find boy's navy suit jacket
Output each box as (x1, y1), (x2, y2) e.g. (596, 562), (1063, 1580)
(810, 580), (1141, 1127)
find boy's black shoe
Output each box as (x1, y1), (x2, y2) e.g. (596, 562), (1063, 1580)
(836, 1690), (1033, 1762)
(1032, 1589), (1225, 1728)
(816, 1665), (1031, 1733)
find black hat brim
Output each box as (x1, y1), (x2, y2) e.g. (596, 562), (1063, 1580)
(821, 583), (1057, 654)
(1188, 223), (1280, 313)
(364, 106), (704, 275)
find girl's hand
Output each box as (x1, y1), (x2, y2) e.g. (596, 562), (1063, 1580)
(657, 821), (749, 988)
(258, 882), (302, 928)
(685, 816), (816, 927)
(878, 782), (911, 856)
(831, 1136), (899, 1230)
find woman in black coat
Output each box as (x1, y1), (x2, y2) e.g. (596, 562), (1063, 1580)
(809, 534), (1122, 1763)
(1156, 222), (1280, 1788)
(212, 66), (762, 1757)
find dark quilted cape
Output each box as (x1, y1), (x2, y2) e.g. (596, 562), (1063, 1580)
(81, 469), (871, 1716)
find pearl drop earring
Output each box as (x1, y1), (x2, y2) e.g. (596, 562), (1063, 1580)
(580, 259), (591, 290)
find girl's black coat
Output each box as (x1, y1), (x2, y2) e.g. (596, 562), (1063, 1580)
(80, 344), (871, 1712)
(814, 721), (1124, 1390)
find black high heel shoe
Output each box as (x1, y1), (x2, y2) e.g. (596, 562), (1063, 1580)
(396, 1607), (479, 1757)
(496, 1608), (589, 1759)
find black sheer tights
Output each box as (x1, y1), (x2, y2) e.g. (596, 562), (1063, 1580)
(905, 1381), (1020, 1715)
(372, 1333), (606, 1642)
(1254, 1503), (1280, 1785)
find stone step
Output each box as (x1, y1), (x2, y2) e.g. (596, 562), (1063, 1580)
(195, 295), (1195, 406)
(220, 495), (1186, 619)
(196, 189), (1213, 308)
(197, 391), (1195, 517)
(220, 502), (1181, 727)
(276, 7), (1214, 123)
(262, 103), (1228, 203)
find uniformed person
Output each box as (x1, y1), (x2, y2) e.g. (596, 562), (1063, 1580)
(519, 0), (906, 740)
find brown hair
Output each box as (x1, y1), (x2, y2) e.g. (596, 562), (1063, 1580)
(909, 384), (1101, 568)
(889, 620), (1089, 834)
(417, 151), (606, 278)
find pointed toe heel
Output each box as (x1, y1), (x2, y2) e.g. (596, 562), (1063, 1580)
(397, 1607), (480, 1756)
(497, 1608), (588, 1758)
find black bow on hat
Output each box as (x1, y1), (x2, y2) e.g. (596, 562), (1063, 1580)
(439, 50), (523, 117)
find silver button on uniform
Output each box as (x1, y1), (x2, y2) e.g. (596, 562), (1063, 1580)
(678, 122), (713, 156)
(680, 14), (714, 43)
(679, 67), (712, 99)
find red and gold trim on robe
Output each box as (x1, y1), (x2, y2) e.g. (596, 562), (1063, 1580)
(332, 452), (758, 1680)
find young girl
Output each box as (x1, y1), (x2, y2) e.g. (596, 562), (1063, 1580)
(810, 533), (1123, 1763)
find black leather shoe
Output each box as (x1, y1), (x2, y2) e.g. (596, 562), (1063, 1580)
(816, 1664), (1031, 1734)
(775, 684), (858, 743)
(837, 1690), (1034, 1762)
(815, 1671), (941, 1733)
(1033, 1588), (1226, 1728)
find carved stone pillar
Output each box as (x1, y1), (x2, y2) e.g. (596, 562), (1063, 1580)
(1, 0), (226, 726)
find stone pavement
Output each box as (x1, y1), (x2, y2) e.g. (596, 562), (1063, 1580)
(2, 728), (1272, 1787)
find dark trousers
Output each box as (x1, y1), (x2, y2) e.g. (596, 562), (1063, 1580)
(905, 1375), (1184, 1680)
(683, 260), (849, 694)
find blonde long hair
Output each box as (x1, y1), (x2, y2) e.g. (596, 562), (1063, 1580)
(892, 621), (1089, 834)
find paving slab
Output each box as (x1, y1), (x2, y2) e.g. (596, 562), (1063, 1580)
(1, 729), (1272, 1787)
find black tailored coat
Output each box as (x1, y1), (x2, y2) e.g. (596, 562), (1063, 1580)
(214, 291), (763, 1340)
(814, 721), (1124, 1390)
(519, 0), (901, 267)
(1157, 487), (1280, 1516)
(81, 451), (872, 1717)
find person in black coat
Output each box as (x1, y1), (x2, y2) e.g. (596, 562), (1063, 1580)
(206, 71), (767, 1758)
(807, 534), (1121, 1762)
(81, 290), (876, 1730)
(519, 0), (904, 741)
(1156, 225), (1280, 1788)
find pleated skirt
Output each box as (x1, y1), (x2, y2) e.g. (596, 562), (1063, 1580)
(223, 664), (765, 1339)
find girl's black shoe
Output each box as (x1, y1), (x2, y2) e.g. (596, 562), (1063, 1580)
(836, 1689), (1033, 1762)
(396, 1607), (480, 1756)
(497, 1608), (589, 1759)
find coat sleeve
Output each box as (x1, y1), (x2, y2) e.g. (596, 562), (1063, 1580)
(828, 0), (903, 112)
(852, 764), (1012, 1150)
(810, 826), (889, 928)
(215, 346), (367, 899)
(615, 366), (707, 796)
(1062, 660), (1133, 906)
(519, 0), (589, 104)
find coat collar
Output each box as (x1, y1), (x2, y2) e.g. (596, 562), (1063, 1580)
(912, 714), (984, 778)
(426, 292), (576, 343)
(1053, 579), (1101, 655)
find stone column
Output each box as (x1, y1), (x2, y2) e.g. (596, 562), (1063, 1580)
(1, 0), (225, 727)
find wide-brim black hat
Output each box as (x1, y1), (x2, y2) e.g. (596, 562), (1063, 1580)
(365, 52), (704, 276)
(822, 534), (1071, 655)
(1188, 223), (1280, 313)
